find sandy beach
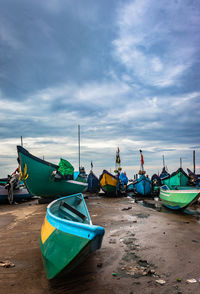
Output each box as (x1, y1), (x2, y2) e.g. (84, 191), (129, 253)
(0, 195), (200, 294)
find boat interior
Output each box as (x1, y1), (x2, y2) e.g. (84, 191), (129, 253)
(50, 194), (90, 224)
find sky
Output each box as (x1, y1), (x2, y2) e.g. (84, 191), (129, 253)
(0, 0), (200, 178)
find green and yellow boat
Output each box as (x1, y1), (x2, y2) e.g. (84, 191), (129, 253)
(40, 193), (105, 279)
(159, 185), (200, 210)
(17, 146), (88, 198)
(99, 170), (118, 194)
(99, 147), (122, 195)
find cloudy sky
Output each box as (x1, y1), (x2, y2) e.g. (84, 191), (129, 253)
(0, 0), (200, 178)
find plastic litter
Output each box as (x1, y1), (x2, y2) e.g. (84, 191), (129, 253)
(0, 260), (15, 268)
(186, 279), (197, 283)
(156, 279), (166, 285)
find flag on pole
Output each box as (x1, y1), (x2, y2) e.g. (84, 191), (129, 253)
(116, 147), (121, 164)
(91, 161), (93, 169)
(140, 150), (144, 165)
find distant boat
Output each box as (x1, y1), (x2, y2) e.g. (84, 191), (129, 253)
(99, 169), (118, 195)
(159, 166), (170, 181)
(187, 168), (200, 186)
(0, 182), (31, 204)
(161, 168), (189, 188)
(87, 170), (100, 193)
(0, 173), (31, 204)
(128, 150), (152, 196)
(159, 185), (200, 210)
(40, 193), (105, 279)
(17, 146), (88, 199)
(127, 175), (152, 196)
(99, 147), (127, 196)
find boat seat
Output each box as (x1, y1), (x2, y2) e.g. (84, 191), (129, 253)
(60, 201), (86, 222)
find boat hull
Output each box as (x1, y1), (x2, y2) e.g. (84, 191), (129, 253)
(87, 171), (100, 193)
(160, 186), (200, 210)
(40, 194), (104, 279)
(129, 175), (152, 196)
(161, 168), (189, 188)
(17, 146), (88, 198)
(99, 170), (118, 195)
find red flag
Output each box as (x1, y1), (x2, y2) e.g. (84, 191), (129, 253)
(140, 150), (144, 165)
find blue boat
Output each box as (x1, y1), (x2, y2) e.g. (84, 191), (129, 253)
(87, 170), (100, 193)
(127, 175), (152, 195)
(127, 150), (152, 196)
(133, 174), (152, 195)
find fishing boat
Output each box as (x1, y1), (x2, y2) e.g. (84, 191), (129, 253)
(0, 172), (31, 204)
(159, 185), (200, 210)
(40, 193), (105, 279)
(0, 181), (31, 204)
(187, 168), (200, 186)
(87, 162), (100, 193)
(128, 150), (152, 196)
(161, 168), (189, 188)
(99, 170), (118, 195)
(87, 171), (100, 193)
(17, 146), (88, 198)
(99, 147), (127, 195)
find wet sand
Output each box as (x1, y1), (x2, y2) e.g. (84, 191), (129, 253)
(0, 195), (200, 294)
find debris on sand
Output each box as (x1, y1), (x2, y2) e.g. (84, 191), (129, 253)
(109, 239), (117, 244)
(0, 260), (15, 268)
(121, 207), (132, 211)
(156, 279), (166, 285)
(186, 278), (197, 283)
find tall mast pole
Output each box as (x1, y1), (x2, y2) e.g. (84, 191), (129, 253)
(78, 125), (80, 171)
(162, 155), (165, 168)
(193, 150), (196, 174)
(21, 136), (23, 147)
(180, 157), (182, 186)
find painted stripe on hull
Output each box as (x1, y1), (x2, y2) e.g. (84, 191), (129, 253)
(160, 188), (200, 210)
(41, 217), (56, 244)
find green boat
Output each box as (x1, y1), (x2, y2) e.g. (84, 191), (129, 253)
(159, 185), (200, 210)
(17, 146), (88, 198)
(161, 168), (189, 188)
(40, 193), (105, 279)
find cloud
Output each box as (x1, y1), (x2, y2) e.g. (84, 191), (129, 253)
(113, 0), (200, 88)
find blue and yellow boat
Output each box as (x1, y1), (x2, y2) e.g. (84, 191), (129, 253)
(40, 193), (105, 279)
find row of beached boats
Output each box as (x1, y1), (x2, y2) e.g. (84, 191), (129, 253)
(2, 146), (200, 212)
(1, 145), (200, 279)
